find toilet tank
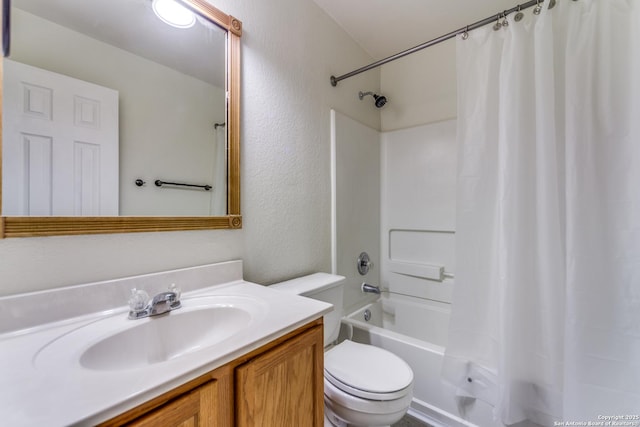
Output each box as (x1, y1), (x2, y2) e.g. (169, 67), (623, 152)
(270, 273), (345, 347)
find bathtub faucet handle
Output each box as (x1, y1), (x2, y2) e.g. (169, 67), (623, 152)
(357, 252), (374, 275)
(361, 282), (381, 294)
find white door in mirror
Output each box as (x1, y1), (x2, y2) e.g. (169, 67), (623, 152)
(2, 59), (119, 216)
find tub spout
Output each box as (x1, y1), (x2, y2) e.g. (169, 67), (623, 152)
(361, 282), (381, 294)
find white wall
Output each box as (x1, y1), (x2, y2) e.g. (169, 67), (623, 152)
(10, 9), (226, 216)
(0, 0), (380, 296)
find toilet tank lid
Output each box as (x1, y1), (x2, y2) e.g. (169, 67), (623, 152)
(270, 273), (345, 296)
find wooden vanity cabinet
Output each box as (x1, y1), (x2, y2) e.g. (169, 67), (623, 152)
(126, 379), (226, 427)
(236, 322), (324, 426)
(100, 319), (323, 427)
(101, 364), (234, 427)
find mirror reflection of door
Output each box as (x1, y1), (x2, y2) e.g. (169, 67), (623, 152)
(3, 0), (228, 217)
(3, 59), (119, 216)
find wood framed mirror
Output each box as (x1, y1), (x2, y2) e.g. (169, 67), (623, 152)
(0, 0), (241, 238)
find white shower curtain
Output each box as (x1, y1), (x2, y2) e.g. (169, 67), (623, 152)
(443, 0), (640, 424)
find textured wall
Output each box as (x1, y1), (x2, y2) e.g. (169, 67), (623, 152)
(218, 0), (381, 285)
(0, 0), (380, 296)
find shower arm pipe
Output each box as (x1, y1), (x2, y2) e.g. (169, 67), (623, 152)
(330, 0), (541, 87)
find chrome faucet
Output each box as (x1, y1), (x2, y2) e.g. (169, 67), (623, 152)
(149, 291), (180, 315)
(361, 282), (381, 294)
(128, 284), (182, 319)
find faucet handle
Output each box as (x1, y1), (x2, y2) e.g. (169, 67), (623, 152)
(128, 288), (150, 311)
(168, 283), (181, 301)
(357, 252), (374, 275)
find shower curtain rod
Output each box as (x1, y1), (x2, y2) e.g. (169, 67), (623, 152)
(330, 0), (544, 87)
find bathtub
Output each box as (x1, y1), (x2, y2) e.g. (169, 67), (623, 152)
(341, 293), (498, 427)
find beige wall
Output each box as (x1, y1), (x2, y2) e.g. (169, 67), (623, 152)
(380, 38), (456, 131)
(0, 0), (380, 296)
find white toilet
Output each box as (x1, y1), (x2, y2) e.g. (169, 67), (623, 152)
(271, 273), (414, 427)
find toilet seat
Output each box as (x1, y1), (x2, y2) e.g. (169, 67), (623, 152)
(324, 340), (413, 401)
(324, 376), (413, 417)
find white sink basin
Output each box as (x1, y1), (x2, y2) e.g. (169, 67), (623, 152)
(81, 305), (252, 370)
(34, 295), (267, 372)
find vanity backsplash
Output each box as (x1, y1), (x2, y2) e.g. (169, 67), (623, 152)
(0, 260), (244, 335)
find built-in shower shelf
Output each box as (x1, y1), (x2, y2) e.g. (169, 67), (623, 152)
(389, 261), (445, 282)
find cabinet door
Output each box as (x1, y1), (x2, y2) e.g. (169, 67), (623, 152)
(236, 325), (324, 427)
(127, 380), (220, 427)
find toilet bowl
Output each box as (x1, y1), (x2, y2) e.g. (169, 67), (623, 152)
(271, 273), (414, 427)
(324, 340), (413, 426)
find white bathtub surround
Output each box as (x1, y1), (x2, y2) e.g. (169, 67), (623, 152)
(0, 261), (331, 426)
(348, 293), (450, 348)
(331, 110), (381, 313)
(380, 119), (457, 304)
(444, 1), (640, 424)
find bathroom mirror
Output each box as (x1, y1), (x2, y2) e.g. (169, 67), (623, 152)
(0, 0), (242, 237)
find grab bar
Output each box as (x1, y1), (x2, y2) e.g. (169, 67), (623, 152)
(154, 179), (212, 191)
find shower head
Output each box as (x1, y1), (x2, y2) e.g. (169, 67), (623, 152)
(359, 91), (387, 108)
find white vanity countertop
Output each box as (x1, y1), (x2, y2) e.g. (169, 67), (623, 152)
(0, 262), (332, 426)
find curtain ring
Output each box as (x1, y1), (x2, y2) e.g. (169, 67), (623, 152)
(514, 5), (524, 22)
(501, 11), (509, 28)
(533, 0), (542, 15)
(493, 14), (502, 30)
(461, 25), (469, 40)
